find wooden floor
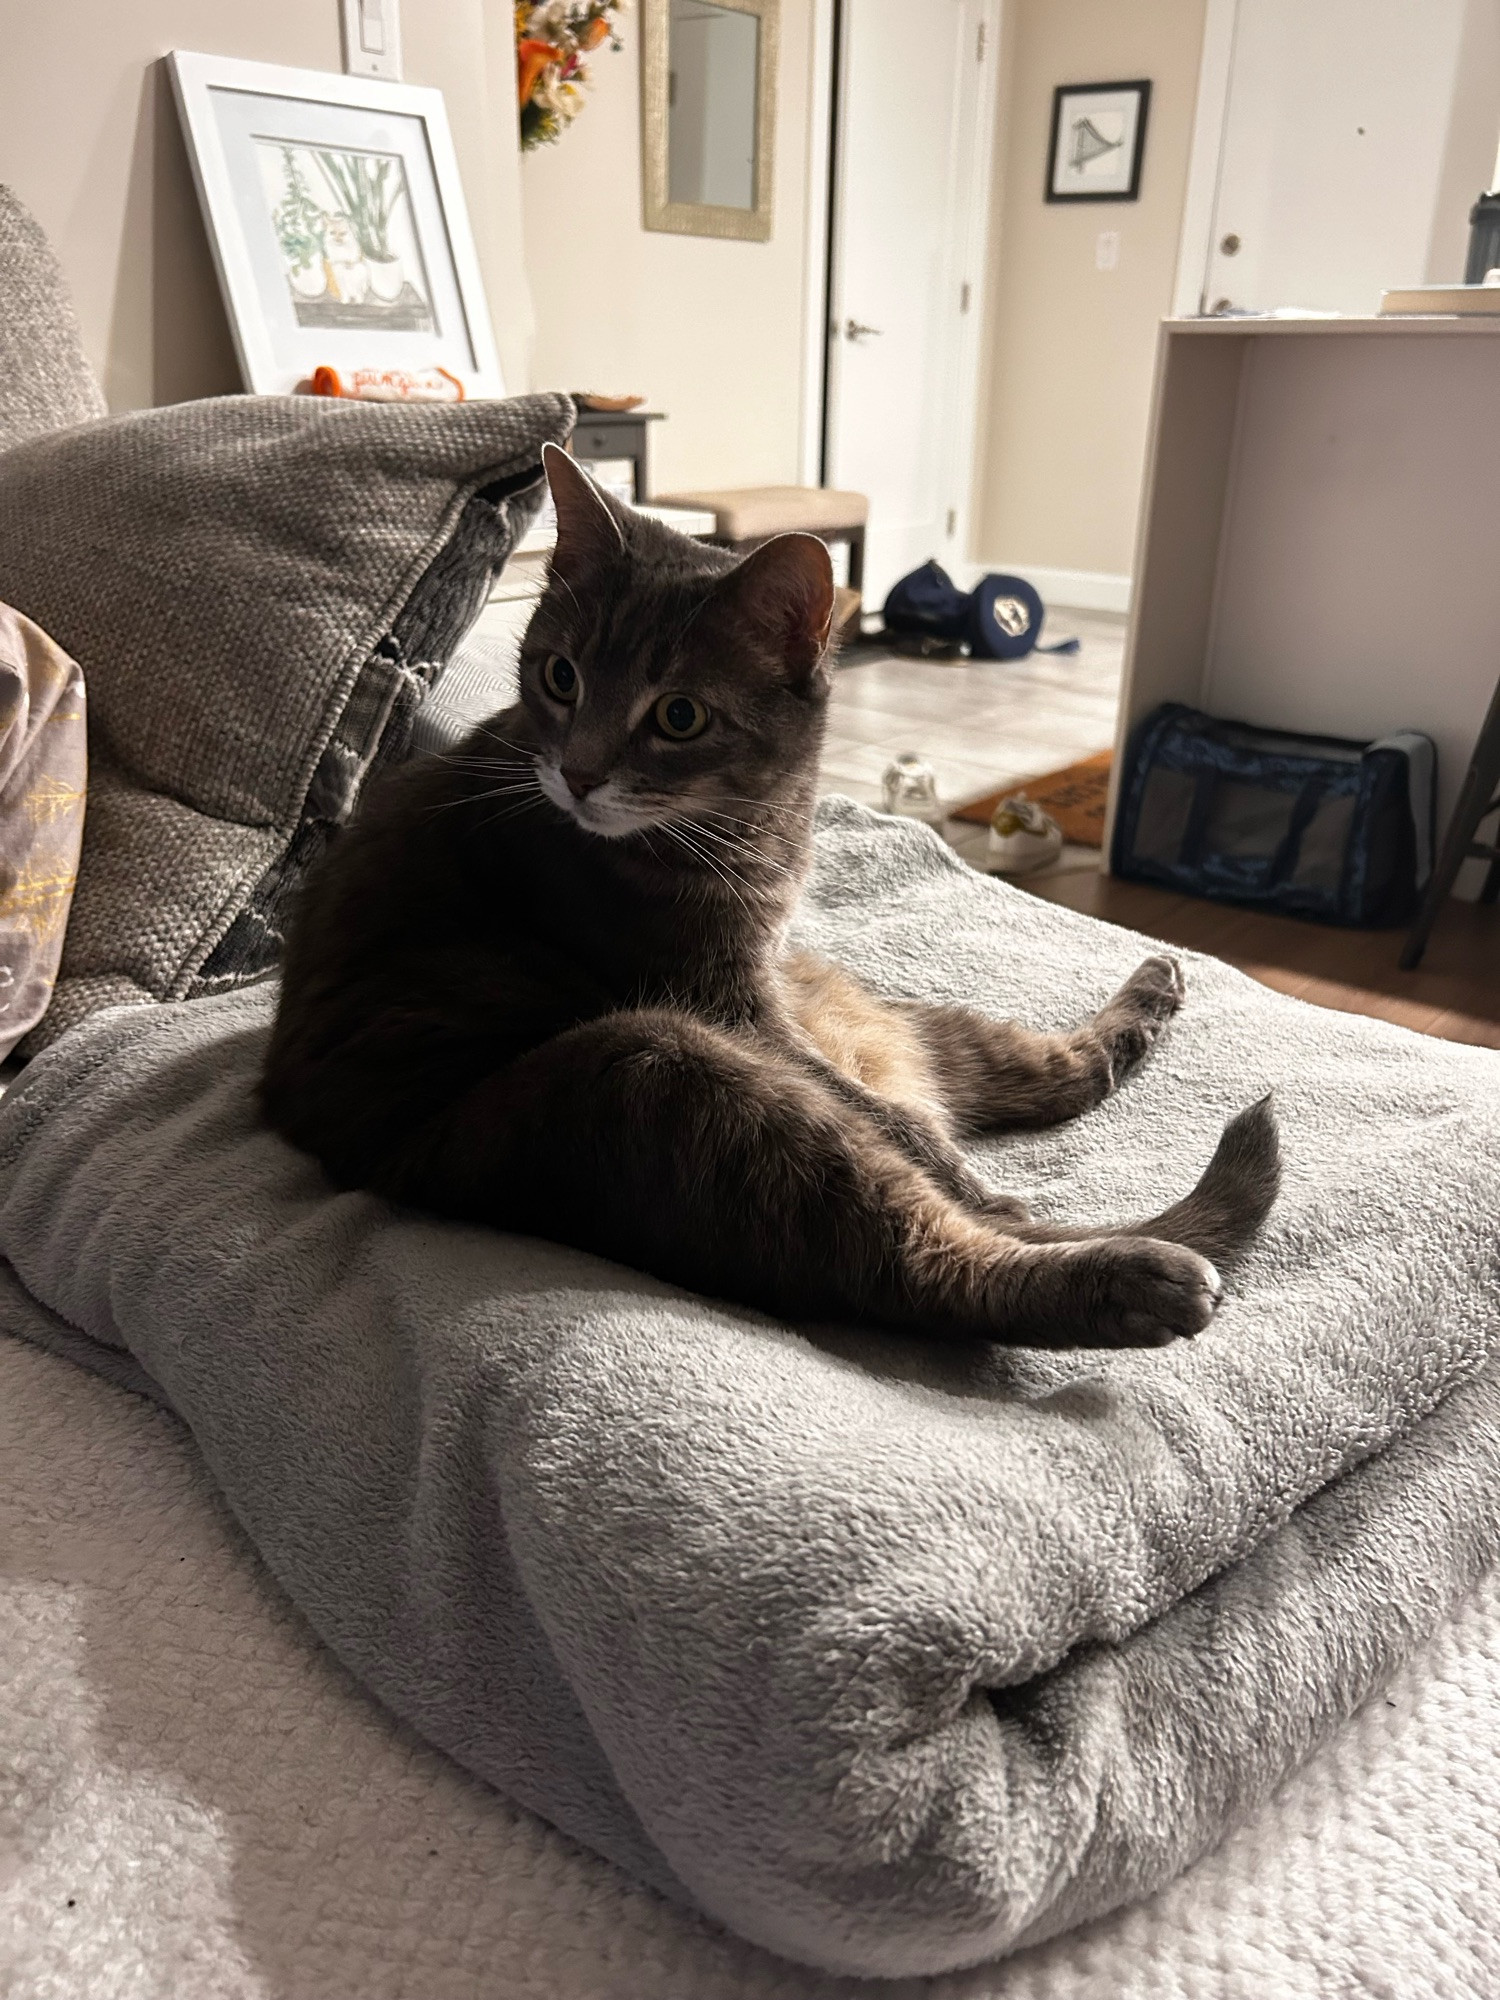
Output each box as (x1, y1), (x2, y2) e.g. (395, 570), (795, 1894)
(1016, 868), (1500, 1050)
(821, 613), (1500, 1052)
(822, 612), (1125, 807)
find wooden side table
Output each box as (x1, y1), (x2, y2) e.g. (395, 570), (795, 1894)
(568, 408), (664, 502)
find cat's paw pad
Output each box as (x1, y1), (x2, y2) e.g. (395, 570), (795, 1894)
(1116, 954), (1185, 1020)
(1096, 956), (1185, 1076)
(1077, 1239), (1222, 1348)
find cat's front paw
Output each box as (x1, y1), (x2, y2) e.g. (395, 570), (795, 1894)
(1093, 954), (1185, 1083)
(1064, 1236), (1221, 1347)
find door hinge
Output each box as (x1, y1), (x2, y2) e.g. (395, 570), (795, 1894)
(976, 20), (987, 61)
(946, 507), (957, 537)
(960, 280), (971, 313)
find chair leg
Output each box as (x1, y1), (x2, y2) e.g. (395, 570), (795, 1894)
(1480, 832), (1500, 906)
(846, 527), (865, 596)
(1401, 673), (1500, 968)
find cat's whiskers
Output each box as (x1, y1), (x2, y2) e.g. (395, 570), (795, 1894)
(478, 793), (547, 833)
(684, 829), (787, 885)
(426, 772), (545, 816)
(692, 808), (792, 842)
(656, 820), (755, 918)
(711, 791), (806, 818)
(683, 814), (798, 884)
(470, 721), (539, 760)
(705, 794), (812, 841)
(691, 810), (800, 863)
(682, 833), (768, 913)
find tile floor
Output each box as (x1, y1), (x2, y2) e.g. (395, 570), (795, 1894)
(821, 608), (1125, 875)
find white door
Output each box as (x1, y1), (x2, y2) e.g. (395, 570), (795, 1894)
(1194, 0), (1478, 317)
(823, 0), (998, 610)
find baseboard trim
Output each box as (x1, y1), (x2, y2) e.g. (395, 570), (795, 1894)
(955, 561), (1133, 615)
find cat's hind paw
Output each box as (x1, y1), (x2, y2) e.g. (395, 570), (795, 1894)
(1094, 954), (1185, 1082)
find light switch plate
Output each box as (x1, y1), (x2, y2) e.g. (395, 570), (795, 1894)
(342, 0), (402, 81)
(1095, 230), (1120, 272)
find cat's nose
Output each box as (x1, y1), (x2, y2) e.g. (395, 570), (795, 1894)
(562, 768), (604, 799)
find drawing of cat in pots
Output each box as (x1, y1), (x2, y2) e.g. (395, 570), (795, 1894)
(323, 215), (371, 305)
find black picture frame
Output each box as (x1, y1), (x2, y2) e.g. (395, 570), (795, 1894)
(1045, 79), (1151, 204)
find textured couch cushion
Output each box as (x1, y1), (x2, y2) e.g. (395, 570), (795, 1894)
(0, 390), (574, 1046)
(0, 186), (108, 454)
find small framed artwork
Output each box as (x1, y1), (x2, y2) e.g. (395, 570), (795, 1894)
(1045, 80), (1151, 203)
(168, 50), (504, 396)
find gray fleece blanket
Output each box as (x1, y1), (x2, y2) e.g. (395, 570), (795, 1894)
(2, 799), (1498, 1980)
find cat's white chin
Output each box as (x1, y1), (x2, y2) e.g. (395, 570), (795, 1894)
(538, 765), (663, 839)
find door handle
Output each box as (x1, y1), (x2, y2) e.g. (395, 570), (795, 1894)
(844, 318), (883, 341)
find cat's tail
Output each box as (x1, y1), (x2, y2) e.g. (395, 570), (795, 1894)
(1013, 1094), (1282, 1267)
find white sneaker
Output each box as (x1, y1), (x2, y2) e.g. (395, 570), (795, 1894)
(880, 753), (945, 824)
(986, 793), (1064, 874)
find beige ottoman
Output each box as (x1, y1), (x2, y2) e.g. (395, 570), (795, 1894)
(652, 485), (869, 595)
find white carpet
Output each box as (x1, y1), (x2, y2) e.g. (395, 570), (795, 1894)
(4, 1331), (1498, 2000)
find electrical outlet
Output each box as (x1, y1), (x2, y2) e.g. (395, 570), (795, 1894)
(1095, 231), (1120, 272)
(342, 0), (402, 81)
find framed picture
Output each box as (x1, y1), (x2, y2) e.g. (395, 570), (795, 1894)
(169, 51), (504, 396)
(1045, 80), (1151, 203)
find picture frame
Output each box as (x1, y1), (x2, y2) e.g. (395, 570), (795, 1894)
(640, 0), (779, 242)
(1045, 80), (1151, 204)
(168, 50), (504, 397)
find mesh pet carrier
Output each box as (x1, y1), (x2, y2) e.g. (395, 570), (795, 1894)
(1111, 703), (1435, 927)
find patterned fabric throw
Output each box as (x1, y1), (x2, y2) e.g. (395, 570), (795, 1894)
(0, 603), (85, 1058)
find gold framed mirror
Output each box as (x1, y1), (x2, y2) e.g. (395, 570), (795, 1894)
(640, 0), (778, 242)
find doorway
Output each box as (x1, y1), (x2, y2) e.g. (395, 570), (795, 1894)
(815, 0), (1001, 610)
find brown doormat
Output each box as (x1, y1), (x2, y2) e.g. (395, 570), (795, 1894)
(951, 749), (1113, 847)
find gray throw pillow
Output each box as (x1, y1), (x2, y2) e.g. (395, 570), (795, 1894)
(0, 186), (108, 454)
(0, 390), (574, 1048)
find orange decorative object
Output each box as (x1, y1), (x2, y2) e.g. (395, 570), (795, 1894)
(515, 4), (626, 149)
(517, 37), (562, 107)
(310, 366), (466, 404)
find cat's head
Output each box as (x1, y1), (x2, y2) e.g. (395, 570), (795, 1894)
(516, 443), (836, 842)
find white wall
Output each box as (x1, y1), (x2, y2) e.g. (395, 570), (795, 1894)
(972, 0), (1209, 594)
(1199, 0), (1500, 316)
(0, 0), (531, 408)
(518, 0), (819, 495)
(973, 0), (1500, 598)
(1428, 0), (1500, 280)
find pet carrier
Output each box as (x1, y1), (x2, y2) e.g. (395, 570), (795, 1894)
(1112, 703), (1434, 927)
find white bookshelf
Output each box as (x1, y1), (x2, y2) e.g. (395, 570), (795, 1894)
(1108, 317), (1500, 895)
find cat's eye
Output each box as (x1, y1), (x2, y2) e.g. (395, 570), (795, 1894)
(542, 654), (578, 703)
(653, 693), (710, 741)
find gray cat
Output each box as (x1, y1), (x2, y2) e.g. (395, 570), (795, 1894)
(263, 445), (1279, 1347)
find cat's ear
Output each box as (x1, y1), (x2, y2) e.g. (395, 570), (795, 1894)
(713, 532), (836, 685)
(542, 440), (627, 577)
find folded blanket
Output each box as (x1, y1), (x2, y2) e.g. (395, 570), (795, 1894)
(2, 799), (1498, 1978)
